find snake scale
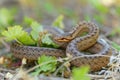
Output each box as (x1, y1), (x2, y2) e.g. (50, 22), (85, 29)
(10, 21), (113, 71)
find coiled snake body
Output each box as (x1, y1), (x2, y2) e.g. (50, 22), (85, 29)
(10, 21), (113, 71)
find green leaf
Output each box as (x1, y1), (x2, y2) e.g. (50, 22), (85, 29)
(23, 17), (34, 26)
(115, 6), (120, 16)
(52, 15), (64, 29)
(72, 66), (90, 80)
(31, 21), (43, 32)
(84, 15), (91, 21)
(17, 32), (35, 45)
(30, 30), (39, 41)
(109, 27), (120, 37)
(31, 68), (42, 76)
(93, 14), (105, 24)
(38, 55), (57, 72)
(2, 25), (24, 41)
(41, 33), (59, 48)
(0, 8), (14, 27)
(2, 25), (35, 45)
(111, 41), (120, 51)
(44, 2), (55, 13)
(58, 8), (76, 19)
(0, 27), (6, 36)
(32, 55), (57, 76)
(30, 21), (43, 41)
(90, 0), (108, 14)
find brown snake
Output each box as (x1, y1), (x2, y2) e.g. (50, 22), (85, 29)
(10, 21), (113, 71)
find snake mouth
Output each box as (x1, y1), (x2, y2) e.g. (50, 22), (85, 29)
(55, 38), (71, 42)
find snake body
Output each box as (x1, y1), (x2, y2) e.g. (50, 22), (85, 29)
(67, 39), (112, 71)
(10, 21), (113, 71)
(11, 42), (65, 60)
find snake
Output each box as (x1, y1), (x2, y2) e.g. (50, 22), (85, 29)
(10, 21), (113, 71)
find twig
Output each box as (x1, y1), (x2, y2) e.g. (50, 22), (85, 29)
(88, 74), (111, 79)
(0, 38), (10, 51)
(37, 75), (69, 80)
(0, 38), (10, 56)
(0, 68), (16, 74)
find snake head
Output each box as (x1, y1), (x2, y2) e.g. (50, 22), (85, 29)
(54, 32), (74, 42)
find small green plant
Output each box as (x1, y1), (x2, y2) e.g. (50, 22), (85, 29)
(1, 25), (35, 45)
(0, 8), (16, 35)
(1, 20), (59, 48)
(0, 8), (15, 27)
(31, 55), (57, 76)
(43, 2), (55, 14)
(93, 14), (105, 24)
(89, 0), (108, 14)
(52, 15), (64, 29)
(111, 41), (120, 51)
(41, 33), (59, 48)
(23, 17), (34, 26)
(58, 8), (77, 19)
(109, 27), (120, 37)
(30, 21), (43, 41)
(84, 15), (91, 21)
(115, 6), (120, 16)
(72, 66), (90, 80)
